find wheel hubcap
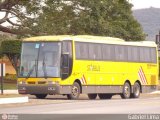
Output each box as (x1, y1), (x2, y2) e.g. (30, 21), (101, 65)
(135, 85), (140, 96)
(72, 86), (78, 97)
(124, 85), (130, 97)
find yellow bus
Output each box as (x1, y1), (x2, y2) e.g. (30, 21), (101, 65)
(18, 35), (159, 99)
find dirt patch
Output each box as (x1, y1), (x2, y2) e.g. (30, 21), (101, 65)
(4, 80), (17, 84)
(0, 94), (24, 98)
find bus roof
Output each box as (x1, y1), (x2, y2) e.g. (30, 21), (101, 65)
(23, 35), (157, 47)
(23, 35), (72, 41)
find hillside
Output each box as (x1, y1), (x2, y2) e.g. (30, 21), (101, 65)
(133, 7), (160, 41)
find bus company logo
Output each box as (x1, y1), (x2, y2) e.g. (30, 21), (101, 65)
(1, 114), (18, 120)
(2, 114), (8, 120)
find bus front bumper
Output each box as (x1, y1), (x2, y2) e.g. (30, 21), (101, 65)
(18, 84), (60, 95)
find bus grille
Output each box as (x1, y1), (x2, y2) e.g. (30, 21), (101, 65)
(38, 81), (46, 84)
(28, 82), (36, 84)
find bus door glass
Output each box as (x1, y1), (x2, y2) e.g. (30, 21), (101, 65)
(37, 42), (61, 78)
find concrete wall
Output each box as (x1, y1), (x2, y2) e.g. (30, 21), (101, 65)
(0, 57), (16, 75)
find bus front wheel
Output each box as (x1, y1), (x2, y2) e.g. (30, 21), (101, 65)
(88, 94), (97, 99)
(67, 82), (80, 100)
(35, 94), (47, 99)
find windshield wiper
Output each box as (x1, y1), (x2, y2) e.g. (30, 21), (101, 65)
(42, 58), (48, 79)
(26, 59), (37, 79)
(26, 64), (36, 79)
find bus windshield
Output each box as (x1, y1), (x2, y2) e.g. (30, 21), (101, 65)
(19, 42), (61, 78)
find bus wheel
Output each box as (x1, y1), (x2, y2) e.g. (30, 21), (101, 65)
(88, 94), (97, 100)
(67, 82), (80, 100)
(98, 94), (112, 99)
(121, 82), (131, 99)
(131, 82), (141, 98)
(35, 94), (47, 99)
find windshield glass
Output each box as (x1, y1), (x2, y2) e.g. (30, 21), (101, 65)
(19, 42), (61, 78)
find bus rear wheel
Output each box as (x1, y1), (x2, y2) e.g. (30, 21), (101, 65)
(121, 82), (131, 99)
(88, 94), (97, 99)
(67, 82), (80, 100)
(98, 94), (112, 99)
(131, 82), (141, 98)
(35, 94), (47, 99)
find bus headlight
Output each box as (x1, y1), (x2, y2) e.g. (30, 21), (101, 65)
(19, 81), (26, 84)
(55, 81), (59, 84)
(48, 81), (55, 85)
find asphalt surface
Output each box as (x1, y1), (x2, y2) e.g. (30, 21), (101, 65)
(0, 94), (160, 114)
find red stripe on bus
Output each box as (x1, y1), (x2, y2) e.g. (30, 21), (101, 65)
(83, 75), (87, 84)
(140, 67), (148, 84)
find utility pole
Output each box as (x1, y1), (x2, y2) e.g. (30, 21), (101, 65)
(156, 31), (160, 51)
(0, 63), (5, 95)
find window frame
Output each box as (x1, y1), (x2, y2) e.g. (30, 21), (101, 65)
(75, 41), (157, 63)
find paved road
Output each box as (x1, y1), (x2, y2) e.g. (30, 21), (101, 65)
(0, 95), (160, 114)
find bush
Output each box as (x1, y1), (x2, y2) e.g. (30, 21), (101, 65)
(4, 74), (17, 81)
(0, 40), (22, 74)
(1, 40), (21, 54)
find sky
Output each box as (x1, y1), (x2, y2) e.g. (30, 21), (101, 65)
(129, 0), (160, 9)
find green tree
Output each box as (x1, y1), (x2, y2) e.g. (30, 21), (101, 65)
(0, 0), (145, 41)
(0, 40), (21, 74)
(0, 0), (41, 35)
(31, 0), (145, 41)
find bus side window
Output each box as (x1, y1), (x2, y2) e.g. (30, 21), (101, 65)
(150, 48), (157, 63)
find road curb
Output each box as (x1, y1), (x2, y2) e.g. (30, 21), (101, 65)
(3, 90), (18, 94)
(0, 96), (28, 104)
(150, 91), (160, 94)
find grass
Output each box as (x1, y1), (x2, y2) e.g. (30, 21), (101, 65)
(0, 83), (17, 90)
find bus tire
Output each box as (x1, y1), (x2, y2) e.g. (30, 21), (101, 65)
(67, 82), (80, 100)
(121, 82), (131, 99)
(35, 94), (47, 99)
(88, 94), (97, 99)
(130, 82), (141, 98)
(98, 94), (112, 99)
